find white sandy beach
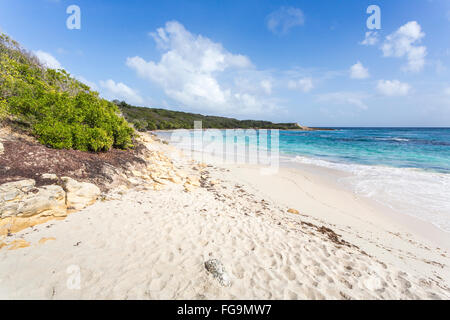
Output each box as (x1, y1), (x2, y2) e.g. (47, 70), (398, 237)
(1, 133), (449, 299)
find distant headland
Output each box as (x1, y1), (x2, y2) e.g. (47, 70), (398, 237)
(115, 101), (335, 131)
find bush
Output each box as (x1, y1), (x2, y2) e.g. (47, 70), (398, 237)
(86, 127), (113, 152)
(71, 124), (91, 151)
(0, 33), (135, 152)
(146, 121), (157, 131)
(34, 119), (73, 149)
(0, 98), (7, 121)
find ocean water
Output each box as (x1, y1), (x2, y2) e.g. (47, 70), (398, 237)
(278, 128), (450, 233)
(157, 128), (450, 232)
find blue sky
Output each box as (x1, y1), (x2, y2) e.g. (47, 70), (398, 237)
(1, 0), (450, 126)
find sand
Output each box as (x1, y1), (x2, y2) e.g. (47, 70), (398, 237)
(0, 134), (449, 299)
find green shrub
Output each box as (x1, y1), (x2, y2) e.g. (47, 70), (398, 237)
(0, 33), (134, 152)
(34, 119), (73, 149)
(146, 121), (157, 131)
(0, 98), (7, 121)
(112, 119), (134, 149)
(71, 124), (91, 151)
(86, 127), (113, 152)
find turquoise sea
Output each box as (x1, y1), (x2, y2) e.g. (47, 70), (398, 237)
(279, 128), (450, 173)
(157, 128), (450, 232)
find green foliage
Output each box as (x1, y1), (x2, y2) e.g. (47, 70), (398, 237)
(114, 100), (301, 130)
(0, 98), (7, 121)
(146, 121), (157, 131)
(34, 119), (73, 149)
(0, 33), (134, 151)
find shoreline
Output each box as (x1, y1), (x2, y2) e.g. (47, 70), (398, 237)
(278, 159), (450, 251)
(155, 129), (450, 240)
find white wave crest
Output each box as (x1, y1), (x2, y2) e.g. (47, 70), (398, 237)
(290, 155), (450, 233)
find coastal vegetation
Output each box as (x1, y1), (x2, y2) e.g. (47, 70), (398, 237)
(114, 100), (303, 131)
(0, 34), (134, 152)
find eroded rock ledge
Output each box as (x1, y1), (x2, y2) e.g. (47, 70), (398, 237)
(0, 176), (100, 236)
(0, 131), (202, 241)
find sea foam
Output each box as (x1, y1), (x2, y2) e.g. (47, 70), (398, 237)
(290, 155), (450, 233)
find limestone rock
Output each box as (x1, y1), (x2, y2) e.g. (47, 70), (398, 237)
(205, 259), (231, 287)
(186, 176), (200, 187)
(0, 180), (36, 200)
(16, 185), (66, 218)
(61, 177), (100, 210)
(0, 180), (66, 218)
(0, 180), (67, 235)
(41, 173), (58, 181)
(168, 175), (183, 184)
(131, 170), (142, 177)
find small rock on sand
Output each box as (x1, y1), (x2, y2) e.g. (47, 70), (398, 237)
(205, 259), (231, 287)
(287, 208), (300, 214)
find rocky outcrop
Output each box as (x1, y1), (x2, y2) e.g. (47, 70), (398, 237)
(0, 180), (67, 235)
(0, 177), (100, 236)
(0, 141), (4, 155)
(61, 177), (100, 210)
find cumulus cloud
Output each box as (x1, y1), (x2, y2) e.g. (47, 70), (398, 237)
(376, 80), (411, 96)
(382, 21), (427, 72)
(99, 79), (144, 104)
(266, 7), (305, 35)
(33, 50), (62, 69)
(260, 80), (272, 94)
(350, 61), (369, 79)
(316, 92), (368, 110)
(127, 21), (277, 115)
(288, 77), (314, 92)
(360, 31), (379, 46)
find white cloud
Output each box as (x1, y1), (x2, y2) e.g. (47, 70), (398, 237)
(350, 61), (369, 79)
(75, 75), (98, 91)
(288, 77), (314, 92)
(376, 80), (411, 96)
(127, 21), (277, 115)
(316, 92), (369, 110)
(33, 50), (62, 69)
(382, 21), (427, 72)
(260, 79), (272, 94)
(266, 7), (305, 35)
(360, 31), (379, 46)
(99, 79), (144, 105)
